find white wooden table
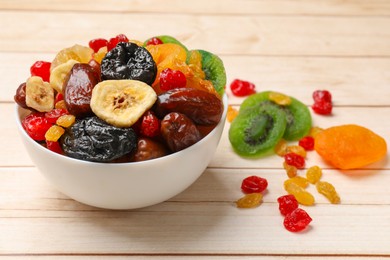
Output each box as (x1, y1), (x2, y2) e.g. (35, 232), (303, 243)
(1, 0), (389, 258)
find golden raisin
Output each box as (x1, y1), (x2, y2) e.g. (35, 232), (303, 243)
(55, 100), (67, 110)
(236, 193), (263, 208)
(268, 91), (291, 106)
(56, 114), (76, 128)
(45, 125), (65, 142)
(309, 126), (323, 138)
(227, 105), (239, 123)
(284, 176), (309, 189)
(284, 181), (315, 206)
(275, 139), (288, 157)
(316, 181), (340, 204)
(283, 162), (297, 178)
(315, 124), (387, 169)
(306, 166), (322, 184)
(286, 145), (307, 158)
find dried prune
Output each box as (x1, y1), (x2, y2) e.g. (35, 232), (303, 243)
(61, 116), (137, 162)
(131, 137), (168, 162)
(63, 63), (99, 118)
(101, 42), (157, 85)
(160, 112), (202, 152)
(14, 82), (28, 109)
(155, 88), (223, 125)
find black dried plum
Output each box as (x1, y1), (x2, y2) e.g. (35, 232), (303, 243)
(101, 42), (157, 85)
(61, 116), (137, 162)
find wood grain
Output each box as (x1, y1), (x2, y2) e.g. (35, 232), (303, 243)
(1, 11), (390, 56)
(1, 0), (390, 258)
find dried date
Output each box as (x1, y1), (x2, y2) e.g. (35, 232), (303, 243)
(155, 88), (223, 125)
(160, 112), (202, 152)
(131, 137), (168, 162)
(63, 63), (100, 118)
(14, 82), (29, 109)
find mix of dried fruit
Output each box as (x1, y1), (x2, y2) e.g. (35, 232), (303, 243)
(230, 88), (387, 233)
(15, 34), (227, 162)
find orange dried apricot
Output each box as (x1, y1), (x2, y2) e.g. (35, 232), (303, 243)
(314, 124), (387, 169)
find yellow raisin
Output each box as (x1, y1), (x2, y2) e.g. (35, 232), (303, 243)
(268, 91), (291, 106)
(56, 114), (76, 128)
(286, 145), (307, 158)
(55, 100), (67, 110)
(227, 105), (239, 123)
(284, 176), (309, 189)
(93, 46), (108, 64)
(275, 139), (288, 157)
(45, 125), (65, 142)
(236, 193), (263, 208)
(316, 181), (340, 204)
(309, 126), (323, 138)
(306, 166), (322, 184)
(283, 162), (298, 178)
(284, 181), (315, 206)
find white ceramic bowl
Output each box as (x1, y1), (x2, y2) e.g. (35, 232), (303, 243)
(16, 94), (227, 210)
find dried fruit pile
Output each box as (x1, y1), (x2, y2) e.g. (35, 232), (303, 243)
(15, 34), (227, 163)
(230, 86), (387, 233)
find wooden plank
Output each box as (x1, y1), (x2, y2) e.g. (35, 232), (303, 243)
(3, 52), (390, 106)
(1, 203), (389, 255)
(1, 0), (390, 16)
(3, 103), (390, 169)
(0, 11), (390, 56)
(1, 167), (390, 212)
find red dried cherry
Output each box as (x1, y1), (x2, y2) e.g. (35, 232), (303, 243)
(46, 140), (63, 154)
(22, 113), (52, 141)
(312, 101), (332, 115)
(45, 109), (69, 124)
(241, 175), (268, 194)
(277, 194), (299, 216)
(89, 38), (108, 52)
(284, 152), (305, 169)
(55, 93), (64, 104)
(313, 90), (332, 103)
(159, 68), (187, 91)
(146, 37), (163, 46)
(107, 34), (129, 51)
(230, 79), (256, 97)
(30, 61), (51, 82)
(298, 136), (315, 151)
(283, 208), (312, 232)
(140, 111), (160, 138)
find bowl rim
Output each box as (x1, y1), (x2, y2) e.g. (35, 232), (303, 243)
(15, 93), (228, 167)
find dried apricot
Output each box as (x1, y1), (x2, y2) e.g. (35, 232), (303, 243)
(315, 124), (387, 169)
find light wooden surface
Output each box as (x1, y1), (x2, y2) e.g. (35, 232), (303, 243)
(1, 0), (389, 258)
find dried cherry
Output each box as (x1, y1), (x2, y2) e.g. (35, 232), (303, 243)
(61, 116), (137, 162)
(160, 112), (202, 152)
(241, 176), (268, 194)
(155, 88), (223, 125)
(22, 112), (52, 141)
(63, 63), (99, 118)
(283, 208), (312, 232)
(101, 42), (157, 85)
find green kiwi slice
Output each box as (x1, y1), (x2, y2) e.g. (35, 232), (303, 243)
(229, 103), (287, 158)
(194, 49), (226, 97)
(143, 35), (189, 52)
(240, 91), (312, 141)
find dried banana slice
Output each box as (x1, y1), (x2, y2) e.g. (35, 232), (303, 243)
(90, 80), (157, 128)
(50, 59), (79, 93)
(25, 76), (55, 112)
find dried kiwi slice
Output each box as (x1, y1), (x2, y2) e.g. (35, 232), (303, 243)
(240, 91), (312, 141)
(195, 49), (226, 97)
(229, 104), (287, 157)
